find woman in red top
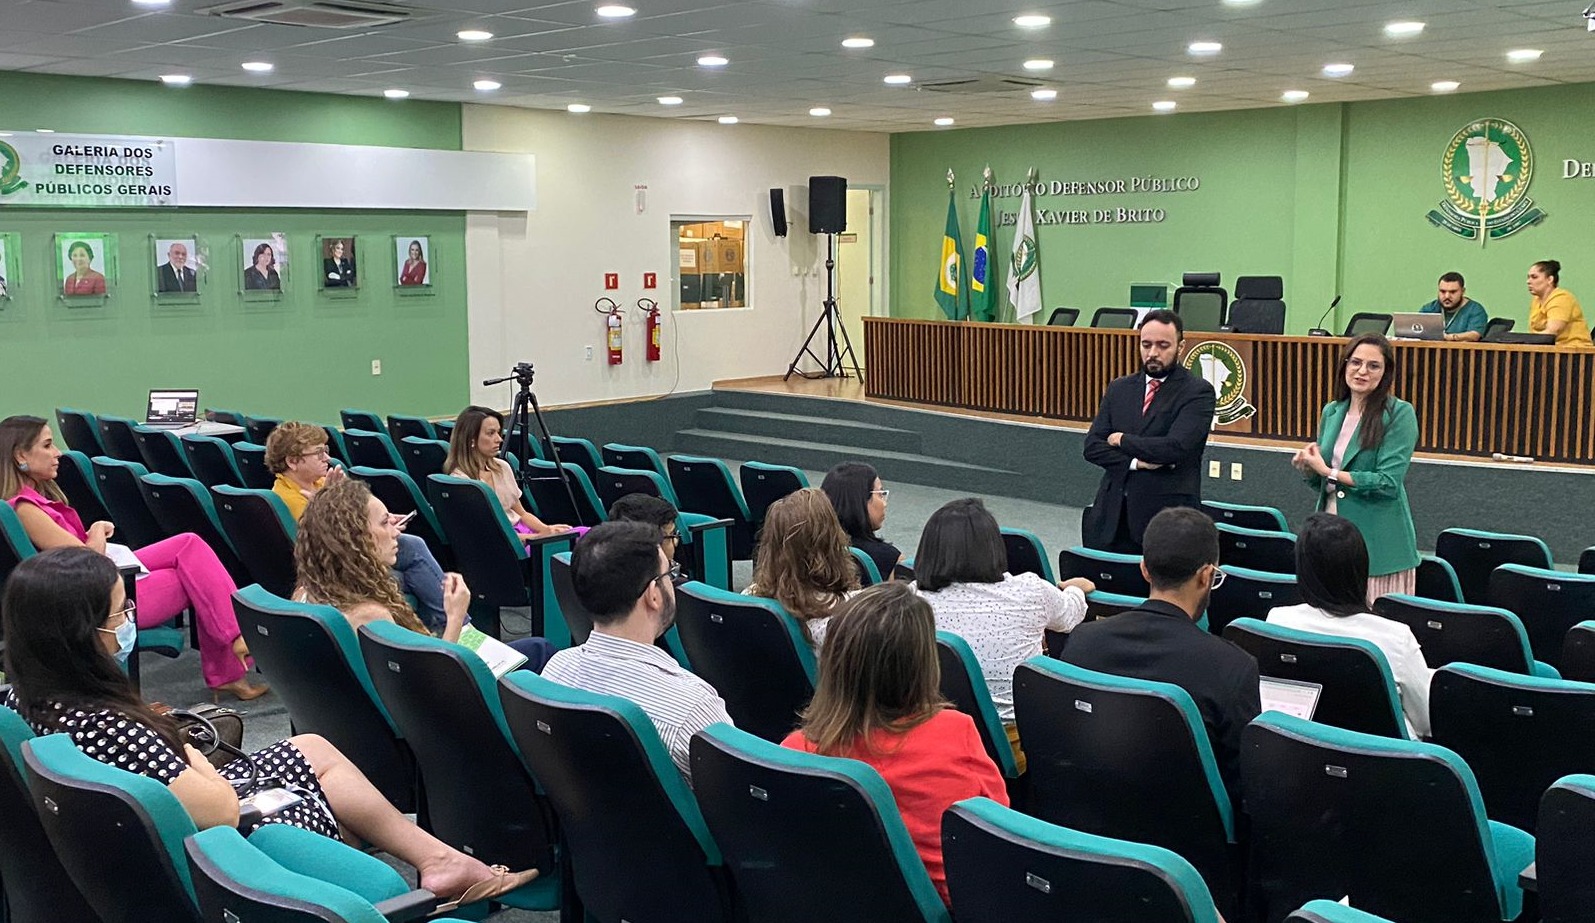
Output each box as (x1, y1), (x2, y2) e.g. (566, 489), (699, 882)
(62, 240), (107, 296)
(399, 239), (428, 286)
(782, 581), (1008, 903)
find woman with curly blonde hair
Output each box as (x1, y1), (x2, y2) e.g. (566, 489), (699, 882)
(743, 488), (860, 647)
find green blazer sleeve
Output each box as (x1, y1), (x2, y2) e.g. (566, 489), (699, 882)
(1343, 401), (1417, 499)
(1302, 403), (1334, 492)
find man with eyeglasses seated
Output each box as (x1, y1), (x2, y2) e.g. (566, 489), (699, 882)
(606, 493), (681, 560)
(541, 521), (732, 784)
(1057, 507), (1259, 805)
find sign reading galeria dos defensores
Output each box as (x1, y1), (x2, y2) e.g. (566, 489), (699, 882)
(972, 175), (1200, 227)
(0, 133), (176, 207)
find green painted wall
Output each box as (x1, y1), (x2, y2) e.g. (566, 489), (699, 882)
(891, 82), (1595, 334)
(0, 73), (470, 425)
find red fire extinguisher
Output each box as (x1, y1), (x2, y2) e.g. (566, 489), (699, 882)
(595, 297), (622, 365)
(639, 298), (662, 362)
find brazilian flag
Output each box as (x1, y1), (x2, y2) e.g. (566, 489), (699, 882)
(935, 189), (966, 320)
(969, 183), (995, 321)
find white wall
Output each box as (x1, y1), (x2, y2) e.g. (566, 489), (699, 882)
(461, 105), (890, 409)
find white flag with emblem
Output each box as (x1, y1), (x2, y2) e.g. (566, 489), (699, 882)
(1007, 183), (1043, 321)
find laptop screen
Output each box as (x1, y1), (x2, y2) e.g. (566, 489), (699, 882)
(1389, 312), (1442, 340)
(1259, 676), (1323, 721)
(146, 389), (199, 425)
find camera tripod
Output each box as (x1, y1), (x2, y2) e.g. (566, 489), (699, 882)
(481, 362), (581, 521)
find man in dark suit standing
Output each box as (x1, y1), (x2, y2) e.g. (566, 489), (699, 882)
(156, 241), (197, 293)
(1059, 507), (1260, 807)
(323, 239), (356, 288)
(1082, 309), (1215, 552)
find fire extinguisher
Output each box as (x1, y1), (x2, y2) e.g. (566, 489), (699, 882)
(639, 298), (662, 362)
(595, 297), (622, 365)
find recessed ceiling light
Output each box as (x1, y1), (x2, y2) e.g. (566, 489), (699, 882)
(1281, 90), (1309, 103)
(1167, 76), (1196, 88)
(809, 107), (832, 116)
(883, 73), (912, 85)
(697, 55), (729, 67)
(1012, 14), (1051, 28)
(384, 88), (410, 99)
(1384, 21), (1425, 37)
(159, 74), (191, 85)
(841, 37), (874, 49)
(658, 95), (683, 105)
(718, 115), (739, 124)
(1188, 41), (1223, 55)
(568, 103), (592, 112)
(934, 117), (955, 126)
(1322, 62), (1355, 77)
(131, 0), (170, 6)
(1031, 88), (1057, 101)
(1222, 0), (1263, 6)
(1152, 100), (1177, 112)
(474, 79), (501, 91)
(595, 4), (635, 17)
(35, 128), (55, 133)
(1507, 48), (1543, 63)
(1023, 58), (1054, 71)
(241, 61), (273, 72)
(457, 29), (493, 41)
(1431, 80), (1460, 92)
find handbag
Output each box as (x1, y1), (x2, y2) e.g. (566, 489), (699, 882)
(155, 702), (245, 769)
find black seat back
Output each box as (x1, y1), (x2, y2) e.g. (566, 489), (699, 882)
(1482, 317), (1516, 341)
(1224, 619), (1405, 738)
(339, 409), (382, 433)
(1434, 528), (1552, 606)
(593, 467), (666, 513)
(132, 427), (192, 478)
(0, 709), (102, 923)
(1090, 307), (1138, 328)
(1341, 313), (1391, 337)
(341, 430), (403, 472)
(386, 414), (436, 444)
(1205, 568), (1300, 637)
(667, 457), (754, 558)
(1226, 276), (1286, 335)
(95, 416), (144, 464)
(1371, 595), (1534, 673)
(55, 409), (106, 456)
(1489, 565), (1595, 670)
(243, 417), (281, 447)
(1001, 531), (1048, 580)
(1216, 525), (1296, 574)
(1537, 777), (1595, 923)
(55, 450), (112, 528)
(674, 583), (814, 741)
(1172, 272), (1227, 332)
(738, 464), (806, 526)
(398, 436), (449, 487)
(89, 458), (167, 550)
(180, 435), (245, 488)
(1045, 307), (1079, 327)
(211, 488), (298, 599)
(425, 475), (534, 615)
(232, 443), (275, 490)
(1562, 622), (1595, 682)
(550, 553), (596, 647)
(1057, 547), (1149, 597)
(135, 475), (248, 584)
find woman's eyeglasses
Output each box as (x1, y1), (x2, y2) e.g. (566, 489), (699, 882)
(871, 488), (891, 500)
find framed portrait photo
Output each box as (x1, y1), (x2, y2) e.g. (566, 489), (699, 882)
(57, 233), (116, 300)
(394, 235), (432, 288)
(242, 233), (288, 294)
(153, 235), (201, 297)
(319, 235), (358, 290)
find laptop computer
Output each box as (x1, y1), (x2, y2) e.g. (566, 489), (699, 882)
(1389, 312), (1444, 341)
(144, 389), (200, 428)
(1259, 676), (1323, 721)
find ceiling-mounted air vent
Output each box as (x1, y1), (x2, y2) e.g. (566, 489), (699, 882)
(199, 0), (416, 28)
(921, 76), (1043, 94)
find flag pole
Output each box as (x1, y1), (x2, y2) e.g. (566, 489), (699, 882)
(1478, 119), (1491, 249)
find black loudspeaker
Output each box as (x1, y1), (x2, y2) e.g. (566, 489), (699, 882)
(808, 175), (846, 234)
(769, 188), (788, 237)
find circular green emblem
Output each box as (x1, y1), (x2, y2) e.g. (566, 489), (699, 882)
(1443, 118), (1532, 216)
(1012, 235), (1037, 280)
(1182, 341), (1255, 425)
(0, 141), (27, 196)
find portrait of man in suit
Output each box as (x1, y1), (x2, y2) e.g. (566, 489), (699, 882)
(156, 238), (198, 293)
(1081, 309), (1217, 553)
(323, 237), (357, 288)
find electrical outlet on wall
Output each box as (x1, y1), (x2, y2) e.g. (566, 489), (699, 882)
(585, 345), (594, 361)
(1230, 462), (1243, 481)
(371, 359), (382, 376)
(1208, 460), (1221, 478)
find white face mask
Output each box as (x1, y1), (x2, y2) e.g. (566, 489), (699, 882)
(99, 618), (136, 664)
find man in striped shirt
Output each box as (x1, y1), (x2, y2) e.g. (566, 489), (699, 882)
(542, 520), (733, 783)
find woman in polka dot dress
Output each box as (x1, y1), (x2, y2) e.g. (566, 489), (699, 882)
(1, 547), (538, 908)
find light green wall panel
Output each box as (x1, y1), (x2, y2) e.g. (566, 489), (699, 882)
(0, 73), (469, 425)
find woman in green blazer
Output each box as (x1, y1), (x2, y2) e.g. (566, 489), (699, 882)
(1292, 333), (1419, 604)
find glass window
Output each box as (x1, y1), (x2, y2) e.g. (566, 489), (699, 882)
(672, 217), (748, 311)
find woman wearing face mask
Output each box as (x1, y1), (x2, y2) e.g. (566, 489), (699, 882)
(1291, 334), (1419, 605)
(1, 415), (266, 701)
(1, 547), (537, 908)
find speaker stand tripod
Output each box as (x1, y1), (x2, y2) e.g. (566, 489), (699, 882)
(785, 232), (862, 381)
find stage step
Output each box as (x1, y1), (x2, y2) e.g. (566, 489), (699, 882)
(672, 428), (1029, 498)
(691, 407), (922, 454)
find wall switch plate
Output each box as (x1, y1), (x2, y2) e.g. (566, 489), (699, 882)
(371, 359), (381, 376)
(584, 345), (594, 361)
(1230, 462), (1243, 480)
(1208, 460), (1221, 478)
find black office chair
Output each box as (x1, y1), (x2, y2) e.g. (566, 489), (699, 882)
(1537, 775), (1595, 923)
(1482, 317), (1516, 341)
(1172, 272), (1227, 332)
(1342, 313), (1392, 337)
(1224, 617), (1408, 738)
(1045, 307), (1079, 327)
(1090, 307), (1139, 329)
(1226, 276), (1286, 334)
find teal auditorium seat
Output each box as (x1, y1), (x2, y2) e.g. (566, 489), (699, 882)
(205, 408), (247, 427)
(1012, 658), (1237, 918)
(232, 586), (418, 814)
(321, 425), (349, 464)
(55, 407), (106, 456)
(1536, 774), (1595, 923)
(339, 408), (383, 433)
(1580, 547), (1595, 575)
(1241, 711), (1533, 923)
(550, 436), (604, 482)
(180, 434), (245, 488)
(1561, 621), (1595, 682)
(1429, 664), (1595, 834)
(132, 425), (193, 478)
(385, 413), (436, 443)
(54, 449), (112, 526)
(689, 723), (951, 923)
(942, 796), (1221, 923)
(95, 414), (143, 464)
(186, 825), (464, 923)
(1372, 594), (1556, 676)
(525, 459), (607, 527)
(232, 441), (276, 489)
(601, 442), (671, 483)
(1224, 618), (1407, 739)
(350, 465), (452, 570)
(1001, 528), (1054, 581)
(1057, 546), (1149, 597)
(244, 415), (282, 446)
(1488, 564), (1595, 671)
(136, 473), (250, 584)
(1288, 901), (1397, 923)
(398, 435), (450, 486)
(1416, 553), (1465, 603)
(90, 456), (167, 549)
(593, 465), (672, 511)
(498, 672), (735, 923)
(667, 455), (755, 559)
(355, 621), (561, 913)
(1205, 565), (1300, 637)
(0, 502), (37, 595)
(1215, 522), (1296, 575)
(849, 546), (882, 585)
(1434, 527), (1552, 606)
(738, 461), (807, 524)
(211, 486), (298, 599)
(674, 582), (815, 742)
(934, 632), (1021, 783)
(0, 707), (99, 923)
(342, 429), (406, 472)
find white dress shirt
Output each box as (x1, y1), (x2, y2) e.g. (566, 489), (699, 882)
(1265, 602), (1435, 738)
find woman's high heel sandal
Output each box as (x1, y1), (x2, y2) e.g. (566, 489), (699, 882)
(435, 866), (541, 912)
(210, 678), (270, 703)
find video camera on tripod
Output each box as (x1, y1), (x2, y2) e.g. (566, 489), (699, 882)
(481, 360), (581, 519)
